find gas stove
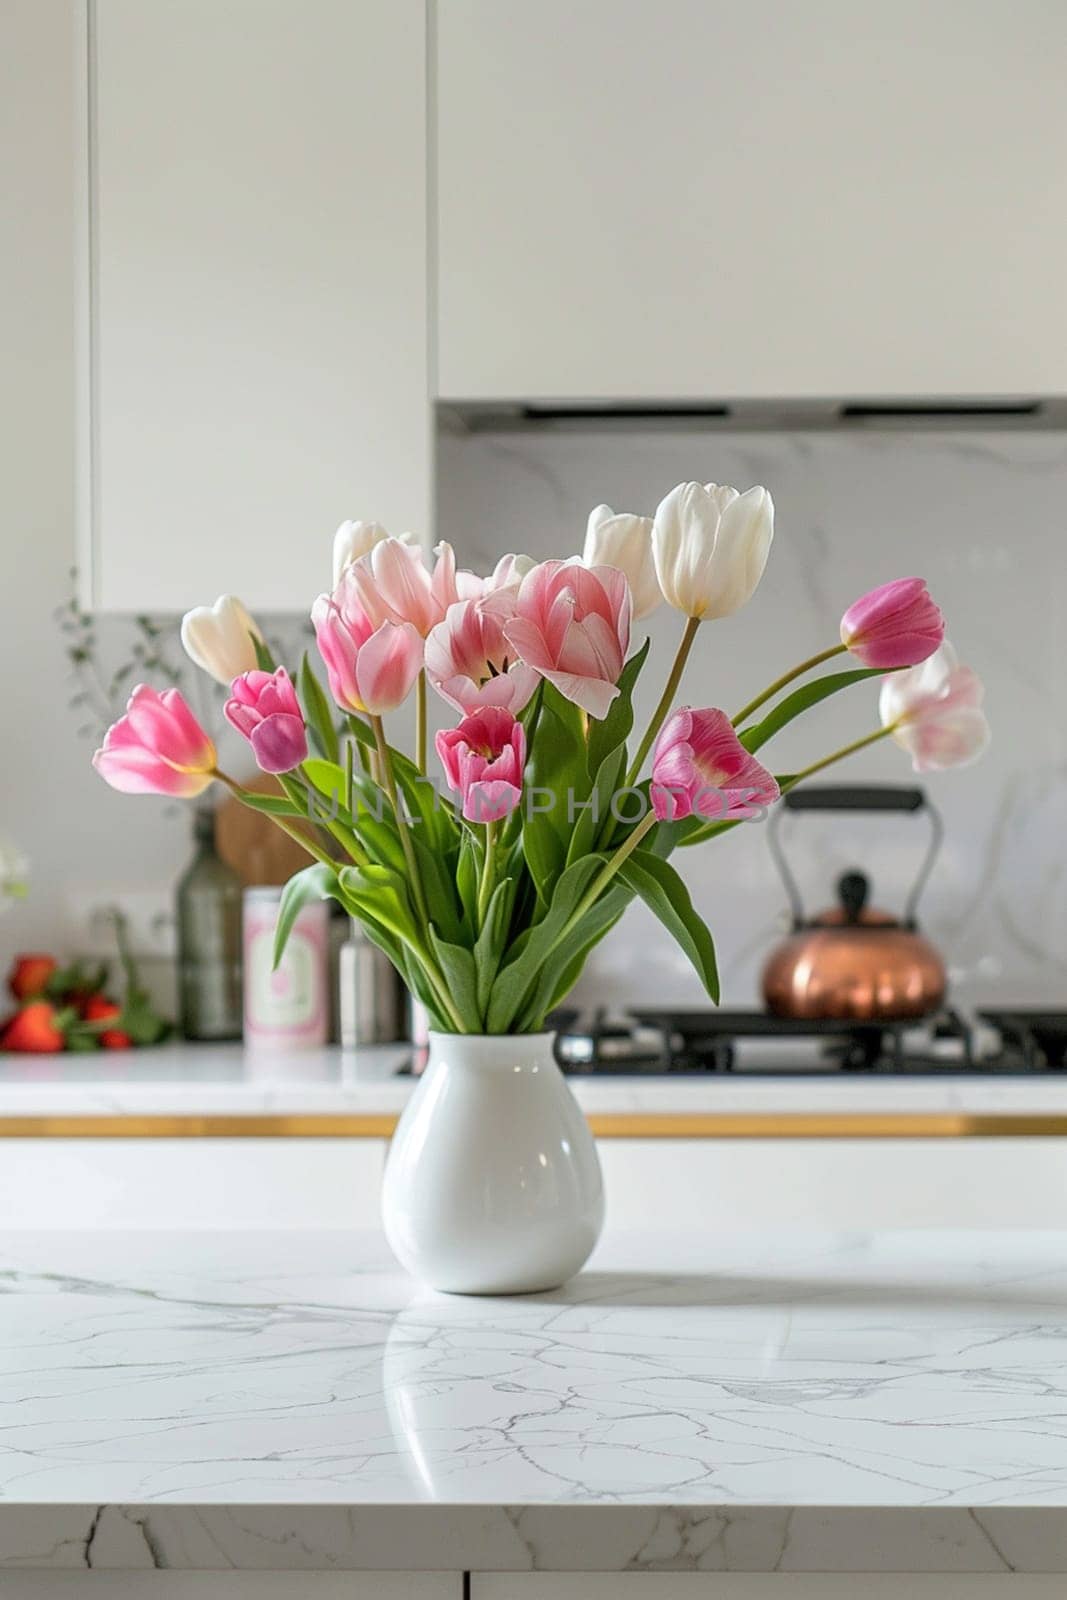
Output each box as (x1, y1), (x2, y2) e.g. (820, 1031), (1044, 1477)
(550, 1007), (1067, 1076)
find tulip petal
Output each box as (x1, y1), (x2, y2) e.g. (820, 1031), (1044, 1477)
(250, 714), (308, 774)
(92, 742), (213, 798)
(353, 621), (423, 715)
(541, 668), (620, 720)
(464, 779), (522, 824)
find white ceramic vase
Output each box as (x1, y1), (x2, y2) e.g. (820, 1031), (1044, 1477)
(381, 1031), (604, 1295)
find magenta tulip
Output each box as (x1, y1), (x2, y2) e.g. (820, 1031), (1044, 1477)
(312, 572), (423, 716)
(93, 685), (217, 799)
(504, 559), (631, 720)
(436, 707), (526, 824)
(425, 595), (540, 717)
(840, 578), (945, 669)
(650, 707), (780, 823)
(225, 667), (308, 774)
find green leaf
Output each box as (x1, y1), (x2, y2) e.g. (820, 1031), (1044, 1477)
(521, 683), (590, 905)
(228, 789), (308, 821)
(740, 668), (886, 754)
(518, 881), (632, 1031)
(393, 747), (459, 857)
(411, 832), (465, 944)
(253, 634), (276, 672)
(587, 635), (651, 775)
(336, 863), (419, 945)
(567, 743), (625, 867)
(616, 849), (720, 1003)
(455, 831), (482, 930)
(273, 863), (339, 969)
(426, 929), (481, 1030)
(473, 877), (516, 1014)
(487, 855), (603, 1032)
(298, 652), (340, 765)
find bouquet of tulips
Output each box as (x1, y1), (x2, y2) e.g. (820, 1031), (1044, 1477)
(93, 481), (989, 1035)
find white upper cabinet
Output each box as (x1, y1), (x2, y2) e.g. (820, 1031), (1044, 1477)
(436, 0), (1067, 404)
(82, 0), (428, 612)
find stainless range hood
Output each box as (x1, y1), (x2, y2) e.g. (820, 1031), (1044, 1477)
(441, 397), (1067, 434)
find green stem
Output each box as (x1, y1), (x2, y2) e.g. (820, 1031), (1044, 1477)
(213, 771), (336, 868)
(368, 724), (465, 1030)
(415, 671), (427, 773)
(783, 722), (895, 788)
(626, 616), (700, 786)
(370, 716), (431, 927)
(477, 818), (498, 928)
(545, 809), (658, 966)
(731, 642), (848, 728)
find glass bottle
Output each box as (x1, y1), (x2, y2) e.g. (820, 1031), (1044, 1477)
(176, 806), (243, 1040)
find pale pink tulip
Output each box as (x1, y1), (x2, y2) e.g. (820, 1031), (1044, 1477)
(312, 574), (423, 716)
(436, 707), (526, 824)
(93, 685), (217, 798)
(840, 578), (945, 669)
(425, 595), (539, 716)
(225, 667), (308, 774)
(342, 537), (459, 638)
(650, 707), (780, 823)
(504, 558), (632, 720)
(879, 642), (990, 771)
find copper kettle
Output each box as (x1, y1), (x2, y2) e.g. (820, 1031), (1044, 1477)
(761, 785), (947, 1021)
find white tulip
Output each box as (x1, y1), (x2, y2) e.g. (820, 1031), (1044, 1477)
(583, 504), (661, 620)
(332, 520), (410, 586)
(651, 481), (774, 621)
(879, 642), (990, 772)
(180, 595), (264, 686)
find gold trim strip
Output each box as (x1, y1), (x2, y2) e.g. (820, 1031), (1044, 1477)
(3, 1112), (1067, 1139)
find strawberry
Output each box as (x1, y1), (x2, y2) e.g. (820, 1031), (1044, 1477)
(1, 1000), (67, 1053)
(81, 995), (132, 1050)
(8, 954), (57, 1001)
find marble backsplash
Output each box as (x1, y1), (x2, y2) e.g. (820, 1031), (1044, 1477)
(438, 427), (1064, 1013)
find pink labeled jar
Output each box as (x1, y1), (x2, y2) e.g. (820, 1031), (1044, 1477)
(242, 887), (328, 1049)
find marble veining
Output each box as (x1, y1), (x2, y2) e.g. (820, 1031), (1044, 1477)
(5, 1229), (1067, 1570)
(438, 427), (1067, 1013)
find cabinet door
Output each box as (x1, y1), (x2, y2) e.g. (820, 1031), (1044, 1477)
(472, 1577), (1062, 1598)
(81, 0), (428, 612)
(0, 1577), (460, 1599)
(437, 0), (1067, 403)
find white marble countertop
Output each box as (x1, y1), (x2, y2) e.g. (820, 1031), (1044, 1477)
(5, 1227), (1067, 1573)
(3, 1041), (1067, 1121)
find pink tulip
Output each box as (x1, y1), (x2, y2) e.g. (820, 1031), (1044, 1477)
(425, 595), (540, 717)
(92, 685), (217, 798)
(435, 707), (526, 824)
(840, 578), (945, 669)
(342, 537), (459, 638)
(650, 707), (780, 823)
(879, 642), (990, 771)
(224, 667), (308, 774)
(312, 574), (423, 716)
(504, 559), (632, 720)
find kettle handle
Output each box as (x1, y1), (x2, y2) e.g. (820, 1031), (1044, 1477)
(767, 784), (944, 929)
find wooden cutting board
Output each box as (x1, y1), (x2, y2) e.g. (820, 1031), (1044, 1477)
(215, 772), (317, 886)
